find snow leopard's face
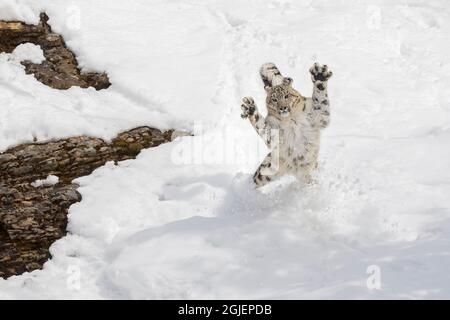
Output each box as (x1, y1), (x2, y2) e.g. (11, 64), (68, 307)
(266, 85), (302, 119)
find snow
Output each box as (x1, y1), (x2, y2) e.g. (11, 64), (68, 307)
(10, 43), (45, 64)
(31, 175), (59, 188)
(0, 0), (36, 24)
(1, 0), (450, 299)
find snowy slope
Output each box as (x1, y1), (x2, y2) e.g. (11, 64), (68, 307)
(1, 0), (450, 299)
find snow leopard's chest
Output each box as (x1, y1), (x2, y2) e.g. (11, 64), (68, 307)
(271, 117), (321, 161)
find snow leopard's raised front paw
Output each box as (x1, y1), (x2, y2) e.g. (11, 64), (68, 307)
(241, 97), (256, 119)
(310, 63), (333, 82)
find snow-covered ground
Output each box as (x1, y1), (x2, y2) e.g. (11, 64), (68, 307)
(1, 0), (450, 299)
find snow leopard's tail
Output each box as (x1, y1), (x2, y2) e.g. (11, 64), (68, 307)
(260, 63), (284, 88)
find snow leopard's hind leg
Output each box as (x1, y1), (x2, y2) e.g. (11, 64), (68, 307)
(253, 153), (283, 187)
(294, 166), (315, 185)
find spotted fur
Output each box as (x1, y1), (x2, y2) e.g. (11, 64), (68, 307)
(241, 62), (332, 187)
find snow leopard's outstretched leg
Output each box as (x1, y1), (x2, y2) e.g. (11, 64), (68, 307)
(253, 153), (283, 187)
(308, 63), (332, 128)
(241, 97), (275, 148)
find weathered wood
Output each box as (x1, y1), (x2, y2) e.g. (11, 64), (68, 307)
(0, 127), (174, 279)
(0, 13), (110, 90)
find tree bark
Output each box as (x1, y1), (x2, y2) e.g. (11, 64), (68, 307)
(0, 13), (110, 90)
(0, 127), (175, 279)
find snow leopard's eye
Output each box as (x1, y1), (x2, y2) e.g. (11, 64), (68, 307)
(271, 97), (278, 103)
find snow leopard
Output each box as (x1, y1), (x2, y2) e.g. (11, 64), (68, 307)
(241, 62), (332, 187)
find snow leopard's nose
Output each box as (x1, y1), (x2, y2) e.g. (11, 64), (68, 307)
(279, 106), (290, 116)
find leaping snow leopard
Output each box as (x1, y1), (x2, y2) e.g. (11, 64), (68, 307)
(241, 62), (332, 187)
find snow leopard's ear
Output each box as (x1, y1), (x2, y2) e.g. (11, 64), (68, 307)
(283, 77), (293, 86)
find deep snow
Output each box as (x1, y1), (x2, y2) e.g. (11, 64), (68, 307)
(1, 0), (450, 299)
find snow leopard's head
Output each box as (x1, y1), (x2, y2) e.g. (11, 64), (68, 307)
(265, 79), (303, 119)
